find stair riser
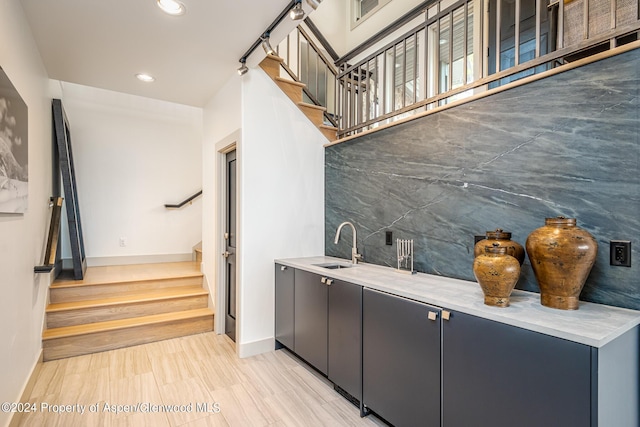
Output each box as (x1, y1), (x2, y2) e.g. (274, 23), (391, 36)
(47, 295), (209, 328)
(276, 80), (303, 103)
(50, 276), (203, 303)
(43, 316), (214, 361)
(298, 105), (324, 126)
(259, 58), (282, 79)
(320, 127), (337, 141)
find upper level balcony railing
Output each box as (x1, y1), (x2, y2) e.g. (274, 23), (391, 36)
(334, 0), (640, 138)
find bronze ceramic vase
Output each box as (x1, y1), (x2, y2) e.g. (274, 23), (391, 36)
(474, 228), (525, 266)
(473, 244), (521, 308)
(526, 217), (598, 310)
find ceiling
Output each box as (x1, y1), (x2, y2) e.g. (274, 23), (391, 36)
(19, 0), (301, 107)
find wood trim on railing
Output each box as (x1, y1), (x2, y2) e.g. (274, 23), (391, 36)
(325, 40), (640, 148)
(164, 190), (203, 209)
(337, 24), (640, 137)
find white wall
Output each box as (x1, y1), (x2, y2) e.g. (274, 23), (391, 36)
(201, 65), (325, 358)
(0, 1), (54, 426)
(59, 82), (203, 265)
(238, 67), (325, 357)
(202, 76), (242, 317)
(312, 0), (426, 56)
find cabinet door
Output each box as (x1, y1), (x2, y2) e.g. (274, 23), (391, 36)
(442, 310), (592, 427)
(328, 279), (362, 401)
(294, 269), (328, 374)
(363, 288), (441, 427)
(274, 264), (294, 350)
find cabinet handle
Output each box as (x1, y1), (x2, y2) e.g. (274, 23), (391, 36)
(428, 311), (438, 321)
(280, 266), (287, 271)
(321, 277), (327, 284)
(442, 310), (451, 321)
(326, 279), (333, 286)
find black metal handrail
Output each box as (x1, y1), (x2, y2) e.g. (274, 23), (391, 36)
(165, 190), (203, 209)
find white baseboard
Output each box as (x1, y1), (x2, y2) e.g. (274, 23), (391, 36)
(62, 253), (194, 268)
(238, 337), (275, 358)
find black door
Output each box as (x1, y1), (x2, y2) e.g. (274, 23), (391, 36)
(224, 150), (237, 341)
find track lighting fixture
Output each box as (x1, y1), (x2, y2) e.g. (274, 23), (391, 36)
(261, 34), (276, 56)
(290, 1), (305, 20)
(238, 0), (309, 76)
(237, 59), (249, 76)
(306, 0), (322, 10)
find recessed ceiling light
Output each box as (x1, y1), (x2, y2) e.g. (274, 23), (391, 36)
(135, 73), (156, 82)
(156, 0), (186, 16)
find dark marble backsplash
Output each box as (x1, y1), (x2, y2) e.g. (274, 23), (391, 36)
(326, 48), (640, 310)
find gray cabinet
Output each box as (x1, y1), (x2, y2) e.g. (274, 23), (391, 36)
(294, 269), (328, 374)
(328, 278), (362, 401)
(274, 264), (294, 350)
(276, 262), (639, 426)
(442, 310), (592, 427)
(362, 288), (441, 427)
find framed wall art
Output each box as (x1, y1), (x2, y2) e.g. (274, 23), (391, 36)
(0, 66), (28, 213)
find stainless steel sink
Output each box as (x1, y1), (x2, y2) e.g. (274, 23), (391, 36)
(313, 262), (354, 269)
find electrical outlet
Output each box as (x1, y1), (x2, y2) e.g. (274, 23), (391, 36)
(610, 240), (631, 267)
(119, 237), (127, 247)
(385, 231), (393, 246)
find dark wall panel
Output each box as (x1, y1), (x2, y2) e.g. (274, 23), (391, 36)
(326, 48), (640, 310)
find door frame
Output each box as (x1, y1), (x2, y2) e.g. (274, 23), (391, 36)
(214, 130), (240, 344)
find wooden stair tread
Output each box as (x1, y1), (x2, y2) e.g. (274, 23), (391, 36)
(275, 77), (306, 88)
(319, 124), (338, 130)
(263, 54), (284, 63)
(46, 286), (208, 312)
(51, 261), (202, 289)
(43, 308), (214, 340)
(297, 102), (326, 111)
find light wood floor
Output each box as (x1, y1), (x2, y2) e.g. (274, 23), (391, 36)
(18, 332), (386, 426)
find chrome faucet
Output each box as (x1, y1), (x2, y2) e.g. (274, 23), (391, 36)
(334, 221), (362, 264)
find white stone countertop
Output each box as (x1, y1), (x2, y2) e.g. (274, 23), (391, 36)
(275, 256), (640, 348)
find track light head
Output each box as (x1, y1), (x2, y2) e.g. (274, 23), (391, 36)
(306, 0), (322, 10)
(261, 34), (276, 56)
(290, 1), (305, 20)
(237, 59), (248, 76)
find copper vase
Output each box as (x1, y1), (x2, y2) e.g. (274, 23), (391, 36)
(526, 217), (598, 310)
(473, 244), (521, 308)
(474, 228), (525, 265)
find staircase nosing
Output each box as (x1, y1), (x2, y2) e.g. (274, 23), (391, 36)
(46, 287), (209, 313)
(297, 102), (327, 111)
(50, 272), (204, 289)
(274, 77), (306, 88)
(264, 54), (284, 63)
(43, 308), (214, 340)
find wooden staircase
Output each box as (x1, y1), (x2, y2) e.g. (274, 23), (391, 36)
(259, 54), (338, 141)
(42, 261), (213, 361)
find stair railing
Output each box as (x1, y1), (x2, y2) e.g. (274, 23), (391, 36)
(333, 0), (640, 138)
(277, 22), (339, 127)
(165, 190), (203, 209)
